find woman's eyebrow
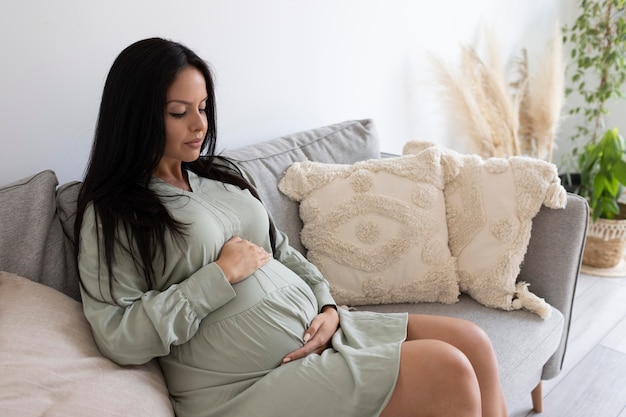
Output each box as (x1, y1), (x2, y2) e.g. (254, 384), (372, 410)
(166, 97), (208, 105)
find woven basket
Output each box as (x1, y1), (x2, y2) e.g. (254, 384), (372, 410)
(583, 217), (626, 268)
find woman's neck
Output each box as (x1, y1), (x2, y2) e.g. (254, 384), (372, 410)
(153, 167), (192, 191)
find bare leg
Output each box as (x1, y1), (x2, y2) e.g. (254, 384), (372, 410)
(402, 314), (508, 417)
(380, 338), (482, 417)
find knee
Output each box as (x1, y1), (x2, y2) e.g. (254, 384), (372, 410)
(469, 320), (491, 344)
(408, 341), (481, 414)
(429, 341), (480, 388)
(458, 319), (496, 354)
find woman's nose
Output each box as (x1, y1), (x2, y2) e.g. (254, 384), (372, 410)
(191, 110), (207, 133)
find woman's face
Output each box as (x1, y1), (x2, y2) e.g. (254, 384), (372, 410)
(161, 66), (208, 166)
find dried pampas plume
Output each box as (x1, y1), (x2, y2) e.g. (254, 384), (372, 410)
(510, 48), (532, 154)
(432, 46), (519, 158)
(526, 23), (565, 162)
(431, 52), (497, 158)
(433, 24), (564, 162)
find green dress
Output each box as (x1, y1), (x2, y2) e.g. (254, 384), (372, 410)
(78, 169), (408, 417)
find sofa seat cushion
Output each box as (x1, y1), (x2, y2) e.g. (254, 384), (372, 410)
(358, 295), (564, 407)
(0, 272), (174, 417)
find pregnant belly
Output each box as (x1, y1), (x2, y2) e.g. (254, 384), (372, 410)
(170, 260), (320, 374)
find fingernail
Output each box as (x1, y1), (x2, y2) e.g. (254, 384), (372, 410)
(303, 334), (311, 343)
(282, 357), (291, 364)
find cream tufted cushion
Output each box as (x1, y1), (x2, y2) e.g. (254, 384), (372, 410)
(279, 147), (459, 306)
(403, 141), (567, 318)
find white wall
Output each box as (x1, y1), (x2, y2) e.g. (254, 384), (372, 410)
(0, 0), (569, 185)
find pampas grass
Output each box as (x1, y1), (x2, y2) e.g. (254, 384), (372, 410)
(525, 23), (565, 162)
(432, 45), (518, 158)
(510, 48), (533, 156)
(432, 52), (498, 158)
(433, 24), (564, 162)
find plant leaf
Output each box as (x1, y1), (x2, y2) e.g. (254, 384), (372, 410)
(614, 158), (626, 184)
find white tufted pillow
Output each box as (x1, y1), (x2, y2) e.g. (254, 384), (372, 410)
(403, 141), (567, 318)
(279, 147), (459, 306)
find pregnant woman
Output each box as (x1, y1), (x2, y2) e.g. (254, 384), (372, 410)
(75, 37), (507, 417)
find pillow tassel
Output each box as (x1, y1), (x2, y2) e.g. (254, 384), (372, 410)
(512, 281), (552, 319)
(544, 181), (567, 209)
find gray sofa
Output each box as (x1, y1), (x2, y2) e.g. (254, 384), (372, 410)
(0, 119), (588, 416)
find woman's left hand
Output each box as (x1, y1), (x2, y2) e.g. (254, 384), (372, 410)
(281, 305), (339, 364)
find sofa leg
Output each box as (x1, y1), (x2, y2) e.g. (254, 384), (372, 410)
(531, 381), (543, 413)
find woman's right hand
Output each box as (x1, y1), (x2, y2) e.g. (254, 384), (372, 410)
(215, 236), (272, 284)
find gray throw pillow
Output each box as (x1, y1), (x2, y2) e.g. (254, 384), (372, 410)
(222, 119), (381, 254)
(0, 170), (80, 300)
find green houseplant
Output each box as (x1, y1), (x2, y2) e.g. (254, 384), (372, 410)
(562, 0), (626, 267)
(577, 128), (626, 221)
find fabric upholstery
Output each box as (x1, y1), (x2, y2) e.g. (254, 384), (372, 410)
(57, 180), (81, 244)
(278, 150), (459, 306)
(517, 193), (588, 379)
(0, 272), (174, 417)
(222, 119), (381, 254)
(0, 171), (80, 300)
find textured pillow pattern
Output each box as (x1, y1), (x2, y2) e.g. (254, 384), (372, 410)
(403, 142), (567, 318)
(0, 272), (174, 417)
(279, 148), (459, 306)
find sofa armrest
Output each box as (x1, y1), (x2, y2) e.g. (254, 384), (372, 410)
(518, 193), (589, 379)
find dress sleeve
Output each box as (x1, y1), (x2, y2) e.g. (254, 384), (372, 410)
(78, 206), (236, 365)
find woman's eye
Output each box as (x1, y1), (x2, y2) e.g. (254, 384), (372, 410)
(199, 108), (207, 114)
(169, 112), (186, 118)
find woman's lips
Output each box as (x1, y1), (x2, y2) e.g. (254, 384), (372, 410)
(185, 139), (203, 148)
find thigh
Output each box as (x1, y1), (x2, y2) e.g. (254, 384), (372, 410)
(406, 314), (492, 350)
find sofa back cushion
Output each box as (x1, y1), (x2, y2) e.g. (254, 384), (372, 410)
(0, 170), (80, 300)
(222, 119), (381, 254)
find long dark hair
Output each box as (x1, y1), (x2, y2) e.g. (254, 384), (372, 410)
(75, 37), (273, 295)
